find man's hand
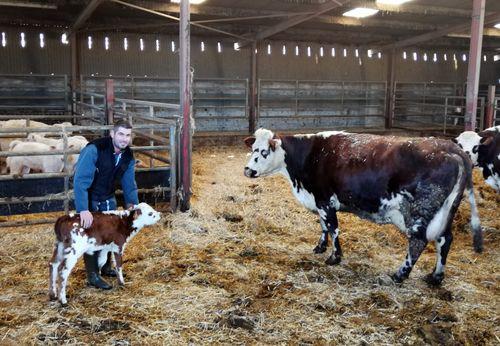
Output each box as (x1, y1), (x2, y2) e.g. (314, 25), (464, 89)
(80, 210), (93, 228)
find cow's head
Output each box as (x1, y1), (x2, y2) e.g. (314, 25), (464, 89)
(453, 131), (481, 165)
(244, 128), (285, 178)
(132, 202), (161, 229)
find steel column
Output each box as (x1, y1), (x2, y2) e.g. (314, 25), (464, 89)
(465, 0), (485, 131)
(179, 0), (192, 212)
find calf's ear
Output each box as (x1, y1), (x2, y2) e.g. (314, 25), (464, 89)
(244, 137), (256, 148)
(133, 209), (142, 219)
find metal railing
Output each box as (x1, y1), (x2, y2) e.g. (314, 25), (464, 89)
(0, 74), (70, 115)
(0, 123), (178, 221)
(257, 79), (387, 130)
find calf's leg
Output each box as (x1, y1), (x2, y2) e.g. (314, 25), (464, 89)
(57, 250), (80, 306)
(48, 242), (63, 301)
(114, 252), (125, 286)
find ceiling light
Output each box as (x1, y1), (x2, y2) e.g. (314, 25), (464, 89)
(343, 8), (379, 18)
(376, 0), (412, 5)
(494, 23), (500, 29)
(171, 0), (206, 4)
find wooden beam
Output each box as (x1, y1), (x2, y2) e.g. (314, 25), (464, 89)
(239, 0), (352, 47)
(70, 0), (105, 34)
(378, 11), (500, 51)
(0, 1), (57, 9)
(351, 1), (478, 18)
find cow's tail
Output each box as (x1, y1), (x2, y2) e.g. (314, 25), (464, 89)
(455, 151), (483, 253)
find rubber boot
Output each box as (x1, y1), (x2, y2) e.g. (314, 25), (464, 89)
(84, 253), (112, 290)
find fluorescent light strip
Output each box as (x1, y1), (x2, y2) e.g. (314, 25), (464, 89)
(343, 8), (379, 18)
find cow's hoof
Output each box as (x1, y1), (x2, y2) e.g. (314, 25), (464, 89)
(423, 273), (443, 287)
(390, 272), (406, 284)
(49, 293), (57, 301)
(313, 244), (327, 254)
(325, 256), (341, 265)
(60, 301), (68, 307)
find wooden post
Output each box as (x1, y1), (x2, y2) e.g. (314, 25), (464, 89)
(465, 0), (485, 131)
(105, 79), (114, 131)
(385, 49), (396, 129)
(248, 41), (257, 133)
(485, 85), (496, 129)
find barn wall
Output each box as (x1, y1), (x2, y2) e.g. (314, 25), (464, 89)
(1, 29), (498, 84)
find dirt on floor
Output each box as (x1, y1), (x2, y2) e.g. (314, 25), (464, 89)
(0, 145), (498, 345)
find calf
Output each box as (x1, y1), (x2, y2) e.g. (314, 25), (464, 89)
(48, 203), (161, 306)
(244, 129), (483, 286)
(454, 126), (500, 192)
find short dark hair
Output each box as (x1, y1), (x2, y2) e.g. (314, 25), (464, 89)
(113, 119), (133, 131)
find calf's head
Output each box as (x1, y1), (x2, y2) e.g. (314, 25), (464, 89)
(132, 202), (161, 229)
(244, 128), (285, 178)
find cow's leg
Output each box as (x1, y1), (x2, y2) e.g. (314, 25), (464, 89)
(323, 210), (342, 265)
(114, 252), (125, 286)
(313, 218), (329, 254)
(57, 249), (80, 306)
(48, 242), (63, 301)
(424, 230), (453, 286)
(392, 234), (428, 283)
(467, 188), (483, 253)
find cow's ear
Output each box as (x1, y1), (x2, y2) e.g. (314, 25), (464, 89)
(479, 136), (494, 146)
(268, 138), (280, 152)
(244, 136), (256, 148)
(479, 129), (495, 138)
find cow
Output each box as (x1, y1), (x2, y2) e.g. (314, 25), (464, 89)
(48, 203), (161, 306)
(454, 126), (500, 192)
(244, 128), (483, 286)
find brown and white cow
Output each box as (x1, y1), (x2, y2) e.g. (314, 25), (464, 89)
(49, 203), (161, 306)
(244, 128), (483, 286)
(454, 126), (500, 192)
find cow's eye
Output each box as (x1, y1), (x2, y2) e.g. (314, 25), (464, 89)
(261, 149), (269, 159)
(472, 145), (478, 154)
(148, 212), (153, 216)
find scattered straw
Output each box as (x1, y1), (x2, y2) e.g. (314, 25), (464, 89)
(0, 145), (498, 344)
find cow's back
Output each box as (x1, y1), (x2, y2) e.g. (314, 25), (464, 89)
(286, 133), (469, 213)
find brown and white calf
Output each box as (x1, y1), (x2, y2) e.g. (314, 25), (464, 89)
(454, 126), (500, 192)
(244, 129), (483, 286)
(49, 203), (161, 305)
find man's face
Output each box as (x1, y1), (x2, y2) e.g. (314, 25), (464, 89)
(110, 126), (132, 151)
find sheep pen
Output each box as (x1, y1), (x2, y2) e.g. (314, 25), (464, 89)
(0, 145), (498, 345)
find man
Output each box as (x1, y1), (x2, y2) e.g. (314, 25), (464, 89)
(73, 119), (138, 289)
